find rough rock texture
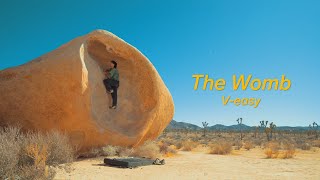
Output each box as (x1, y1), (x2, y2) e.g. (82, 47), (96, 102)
(0, 30), (174, 151)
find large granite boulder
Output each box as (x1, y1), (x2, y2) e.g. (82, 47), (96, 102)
(0, 30), (174, 151)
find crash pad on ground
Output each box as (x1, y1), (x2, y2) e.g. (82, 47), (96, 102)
(104, 157), (154, 168)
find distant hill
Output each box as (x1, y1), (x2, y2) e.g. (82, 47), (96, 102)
(276, 126), (309, 131)
(209, 124), (253, 131)
(166, 120), (202, 130)
(166, 120), (309, 131)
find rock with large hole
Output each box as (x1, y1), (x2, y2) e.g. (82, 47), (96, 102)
(0, 30), (174, 151)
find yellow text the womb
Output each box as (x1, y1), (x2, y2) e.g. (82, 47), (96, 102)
(192, 74), (291, 91)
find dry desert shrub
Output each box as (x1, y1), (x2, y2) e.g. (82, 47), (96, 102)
(264, 141), (295, 159)
(297, 142), (311, 150)
(158, 141), (177, 156)
(252, 139), (262, 147)
(294, 139), (311, 150)
(231, 140), (242, 150)
(80, 147), (103, 158)
(82, 141), (169, 159)
(209, 141), (232, 155)
(17, 164), (56, 180)
(174, 140), (184, 150)
(101, 145), (119, 156)
(80, 145), (128, 158)
(0, 127), (74, 179)
(243, 141), (254, 150)
(132, 141), (160, 159)
(312, 140), (320, 148)
(118, 147), (134, 157)
(264, 141), (280, 158)
(280, 143), (295, 159)
(181, 140), (199, 151)
(20, 131), (74, 166)
(0, 127), (21, 178)
(45, 131), (74, 165)
(25, 143), (48, 168)
(160, 138), (176, 146)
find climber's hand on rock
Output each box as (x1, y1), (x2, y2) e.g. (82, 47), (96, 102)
(104, 71), (109, 77)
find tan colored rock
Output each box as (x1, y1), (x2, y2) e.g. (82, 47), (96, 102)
(0, 29), (174, 151)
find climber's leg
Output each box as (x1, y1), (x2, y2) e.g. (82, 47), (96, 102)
(103, 79), (113, 93)
(111, 86), (117, 107)
(109, 81), (118, 109)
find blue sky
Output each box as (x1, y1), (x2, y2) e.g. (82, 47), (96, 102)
(1, 0), (319, 126)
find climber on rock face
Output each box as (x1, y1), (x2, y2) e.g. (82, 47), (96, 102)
(103, 60), (119, 109)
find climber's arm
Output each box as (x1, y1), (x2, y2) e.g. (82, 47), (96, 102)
(104, 69), (111, 78)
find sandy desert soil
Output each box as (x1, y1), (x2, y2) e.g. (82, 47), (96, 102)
(54, 147), (320, 180)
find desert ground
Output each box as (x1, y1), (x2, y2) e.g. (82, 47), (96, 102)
(54, 147), (320, 180)
(2, 127), (319, 179)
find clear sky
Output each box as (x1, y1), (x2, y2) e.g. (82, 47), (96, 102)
(1, 0), (319, 126)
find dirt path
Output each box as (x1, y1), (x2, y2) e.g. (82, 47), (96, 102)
(54, 148), (320, 180)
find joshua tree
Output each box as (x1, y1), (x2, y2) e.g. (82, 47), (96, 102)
(237, 118), (243, 140)
(259, 120), (267, 137)
(202, 121), (209, 137)
(269, 122), (276, 139)
(260, 121), (276, 141)
(260, 121), (267, 139)
(309, 122), (319, 139)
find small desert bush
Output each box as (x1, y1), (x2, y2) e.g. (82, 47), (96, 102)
(81, 141), (163, 159)
(243, 141), (254, 150)
(117, 147), (134, 157)
(252, 139), (262, 147)
(264, 141), (295, 159)
(264, 141), (280, 158)
(232, 140), (242, 150)
(47, 131), (74, 165)
(80, 147), (103, 158)
(0, 127), (21, 178)
(208, 141), (232, 155)
(132, 141), (160, 159)
(21, 131), (74, 165)
(160, 138), (176, 146)
(0, 127), (74, 179)
(101, 145), (119, 156)
(297, 142), (311, 150)
(312, 140), (320, 148)
(19, 165), (56, 180)
(158, 141), (177, 156)
(80, 146), (123, 158)
(294, 139), (311, 150)
(181, 140), (199, 151)
(174, 140), (184, 150)
(280, 143), (295, 159)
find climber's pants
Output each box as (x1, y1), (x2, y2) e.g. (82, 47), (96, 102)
(103, 79), (119, 106)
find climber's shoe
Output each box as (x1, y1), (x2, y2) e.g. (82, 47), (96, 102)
(160, 159), (165, 165)
(107, 89), (114, 93)
(153, 158), (161, 165)
(153, 158), (165, 165)
(109, 106), (117, 109)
